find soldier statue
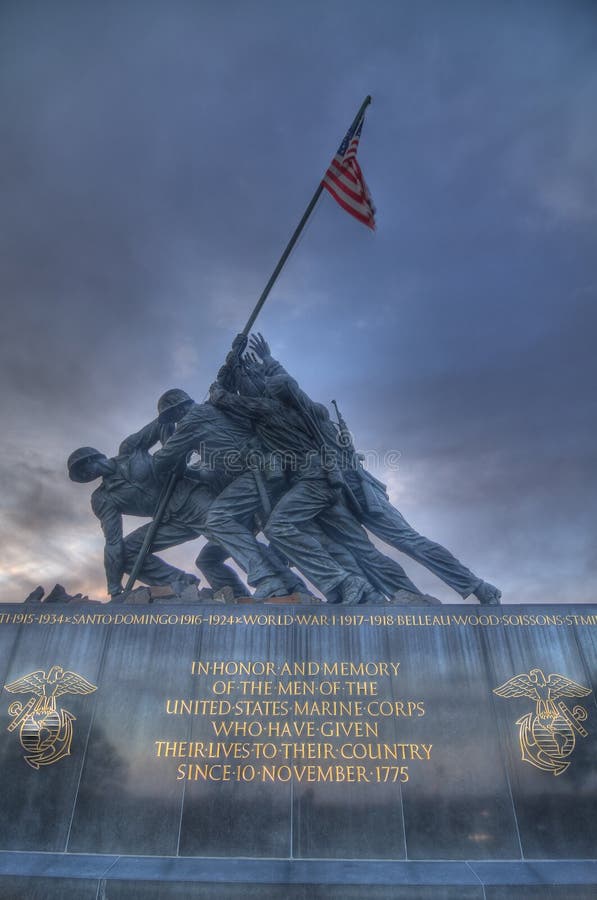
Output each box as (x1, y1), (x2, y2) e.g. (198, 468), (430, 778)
(234, 334), (501, 606)
(68, 417), (246, 600)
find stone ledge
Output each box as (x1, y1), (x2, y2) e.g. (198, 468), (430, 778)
(0, 853), (596, 887)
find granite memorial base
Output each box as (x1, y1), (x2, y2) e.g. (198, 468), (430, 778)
(0, 601), (596, 898)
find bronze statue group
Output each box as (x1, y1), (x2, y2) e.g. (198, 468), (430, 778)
(68, 334), (501, 606)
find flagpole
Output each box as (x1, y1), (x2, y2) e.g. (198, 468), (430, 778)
(241, 95), (372, 336)
(123, 96), (372, 596)
(123, 472), (178, 594)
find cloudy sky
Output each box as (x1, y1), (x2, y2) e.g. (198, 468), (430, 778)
(1, 0), (596, 604)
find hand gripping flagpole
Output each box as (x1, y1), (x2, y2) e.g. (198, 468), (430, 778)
(123, 96), (372, 596)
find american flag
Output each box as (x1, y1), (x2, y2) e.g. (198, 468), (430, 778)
(322, 115), (376, 229)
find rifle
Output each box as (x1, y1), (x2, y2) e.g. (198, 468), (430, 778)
(331, 399), (387, 515)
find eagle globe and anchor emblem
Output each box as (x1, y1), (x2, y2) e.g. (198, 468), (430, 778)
(493, 668), (592, 776)
(4, 667), (97, 769)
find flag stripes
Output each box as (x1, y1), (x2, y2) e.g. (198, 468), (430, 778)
(322, 118), (376, 229)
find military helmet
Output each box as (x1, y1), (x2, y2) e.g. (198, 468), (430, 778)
(67, 447), (105, 482)
(158, 388), (193, 424)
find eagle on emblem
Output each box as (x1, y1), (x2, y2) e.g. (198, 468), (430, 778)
(493, 668), (591, 720)
(5, 666), (97, 714)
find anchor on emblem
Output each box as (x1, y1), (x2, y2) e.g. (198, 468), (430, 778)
(4, 666), (97, 769)
(494, 668), (592, 776)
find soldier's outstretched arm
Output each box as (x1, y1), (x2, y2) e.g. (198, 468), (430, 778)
(118, 418), (170, 456)
(152, 411), (202, 480)
(248, 332), (288, 378)
(209, 382), (274, 421)
(248, 333), (321, 417)
(215, 333), (249, 392)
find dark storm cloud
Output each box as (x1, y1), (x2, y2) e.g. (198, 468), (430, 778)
(0, 0), (596, 600)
